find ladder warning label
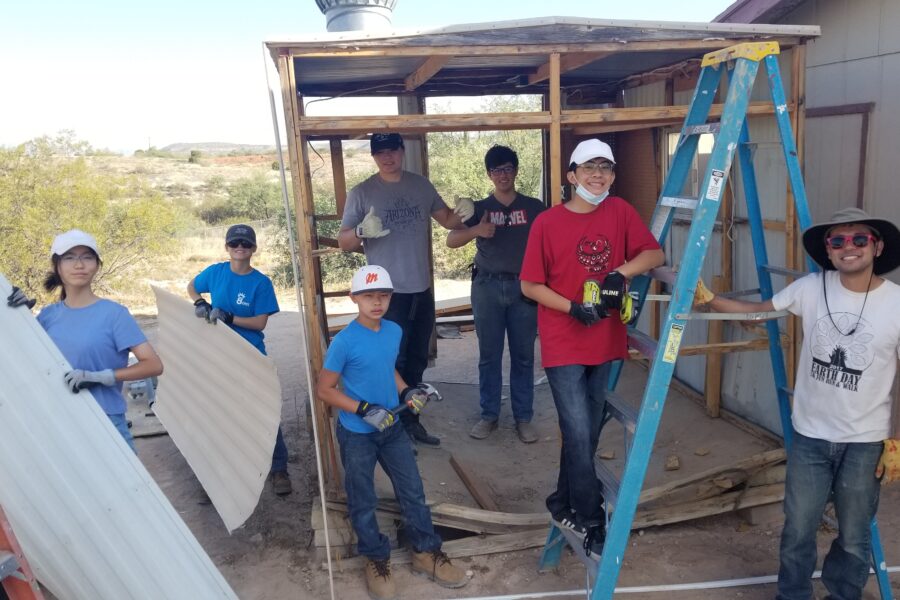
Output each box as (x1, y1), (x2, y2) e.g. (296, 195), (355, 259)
(662, 323), (685, 363)
(705, 169), (725, 201)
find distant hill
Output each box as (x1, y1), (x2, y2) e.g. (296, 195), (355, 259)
(161, 142), (275, 155)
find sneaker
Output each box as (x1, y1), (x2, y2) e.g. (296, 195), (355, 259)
(364, 558), (397, 600)
(469, 419), (498, 440)
(407, 422), (441, 447)
(583, 524), (605, 559)
(411, 549), (467, 589)
(271, 471), (292, 496)
(551, 508), (586, 536)
(197, 489), (212, 505)
(515, 421), (538, 443)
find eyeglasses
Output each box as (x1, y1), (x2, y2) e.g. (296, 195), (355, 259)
(60, 254), (97, 265)
(825, 233), (877, 249)
(489, 166), (516, 176)
(578, 162), (614, 175)
(227, 240), (255, 249)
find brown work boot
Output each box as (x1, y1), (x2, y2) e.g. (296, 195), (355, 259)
(515, 421), (538, 444)
(271, 471), (292, 495)
(469, 418), (498, 440)
(364, 558), (397, 600)
(411, 549), (467, 589)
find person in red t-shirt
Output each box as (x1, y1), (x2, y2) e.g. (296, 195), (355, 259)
(520, 139), (664, 558)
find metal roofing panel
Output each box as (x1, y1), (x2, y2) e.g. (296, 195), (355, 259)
(152, 287), (282, 533)
(0, 274), (237, 600)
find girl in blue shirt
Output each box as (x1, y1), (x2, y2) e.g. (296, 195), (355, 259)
(6, 229), (163, 451)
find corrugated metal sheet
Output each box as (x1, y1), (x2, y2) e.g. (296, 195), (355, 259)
(0, 274), (237, 600)
(152, 287), (283, 533)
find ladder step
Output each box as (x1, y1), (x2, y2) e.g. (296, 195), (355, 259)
(648, 265), (677, 284)
(684, 122), (721, 136)
(762, 264), (807, 278)
(660, 196), (699, 210)
(627, 329), (658, 359)
(604, 392), (637, 434)
(593, 459), (620, 507)
(0, 550), (19, 580)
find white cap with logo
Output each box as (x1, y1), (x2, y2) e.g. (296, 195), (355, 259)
(569, 139), (616, 169)
(351, 265), (394, 295)
(50, 229), (100, 258)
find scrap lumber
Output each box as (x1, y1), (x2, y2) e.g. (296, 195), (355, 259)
(634, 483), (784, 529)
(449, 455), (501, 512)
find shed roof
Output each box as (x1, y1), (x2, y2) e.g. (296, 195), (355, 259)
(265, 16), (820, 98)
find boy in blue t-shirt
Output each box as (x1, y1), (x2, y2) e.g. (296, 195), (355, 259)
(317, 265), (467, 600)
(188, 223), (291, 496)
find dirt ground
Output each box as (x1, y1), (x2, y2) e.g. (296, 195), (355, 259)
(133, 310), (900, 600)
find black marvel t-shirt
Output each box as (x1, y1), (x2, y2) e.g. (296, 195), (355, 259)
(465, 193), (546, 275)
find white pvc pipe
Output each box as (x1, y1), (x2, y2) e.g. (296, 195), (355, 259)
(442, 566), (900, 600)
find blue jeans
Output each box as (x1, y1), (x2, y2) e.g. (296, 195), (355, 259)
(544, 363), (610, 527)
(383, 290), (435, 428)
(777, 430), (883, 600)
(271, 426), (288, 473)
(337, 422), (442, 560)
(471, 273), (537, 422)
(107, 413), (136, 453)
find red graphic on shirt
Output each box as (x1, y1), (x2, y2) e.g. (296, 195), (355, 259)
(366, 272), (379, 284)
(576, 235), (612, 273)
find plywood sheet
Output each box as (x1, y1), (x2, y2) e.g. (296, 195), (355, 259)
(152, 287), (282, 533)
(0, 273), (237, 600)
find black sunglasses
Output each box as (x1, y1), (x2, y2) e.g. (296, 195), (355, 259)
(227, 240), (255, 249)
(825, 233), (877, 250)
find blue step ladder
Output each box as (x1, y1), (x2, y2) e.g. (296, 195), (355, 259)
(538, 41), (893, 600)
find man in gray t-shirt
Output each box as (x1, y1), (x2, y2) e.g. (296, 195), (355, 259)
(338, 133), (467, 447)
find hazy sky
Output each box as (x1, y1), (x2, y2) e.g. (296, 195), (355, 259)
(1, 1), (736, 152)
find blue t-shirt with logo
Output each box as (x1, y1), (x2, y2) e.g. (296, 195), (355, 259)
(323, 319), (402, 433)
(193, 262), (280, 354)
(37, 299), (147, 415)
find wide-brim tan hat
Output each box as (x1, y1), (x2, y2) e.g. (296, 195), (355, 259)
(801, 207), (900, 275)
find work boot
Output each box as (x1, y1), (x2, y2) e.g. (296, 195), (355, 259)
(515, 421), (538, 444)
(271, 471), (292, 496)
(583, 523), (606, 559)
(407, 422), (440, 447)
(364, 558), (397, 600)
(411, 549), (467, 589)
(469, 418), (498, 440)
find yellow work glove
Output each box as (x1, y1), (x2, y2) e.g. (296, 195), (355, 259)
(694, 277), (715, 306)
(876, 439), (900, 483)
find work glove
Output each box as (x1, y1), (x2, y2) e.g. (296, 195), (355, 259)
(64, 369), (116, 393)
(694, 277), (716, 306)
(356, 401), (395, 431)
(400, 386), (429, 415)
(453, 197), (475, 222)
(194, 298), (212, 320)
(208, 307), (234, 325)
(600, 271), (627, 311)
(569, 301), (601, 326)
(6, 286), (36, 310)
(356, 207), (390, 239)
(876, 439), (900, 483)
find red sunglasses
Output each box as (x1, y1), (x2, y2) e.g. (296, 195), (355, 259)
(825, 233), (877, 250)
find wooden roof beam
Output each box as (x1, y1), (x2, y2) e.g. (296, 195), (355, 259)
(529, 52), (612, 85)
(405, 56), (450, 91)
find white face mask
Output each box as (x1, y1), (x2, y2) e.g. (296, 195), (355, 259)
(576, 184), (609, 206)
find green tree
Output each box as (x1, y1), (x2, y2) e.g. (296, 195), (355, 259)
(0, 136), (180, 302)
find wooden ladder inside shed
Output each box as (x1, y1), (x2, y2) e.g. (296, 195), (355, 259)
(0, 505), (44, 600)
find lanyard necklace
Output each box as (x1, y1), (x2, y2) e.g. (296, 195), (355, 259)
(822, 269), (874, 336)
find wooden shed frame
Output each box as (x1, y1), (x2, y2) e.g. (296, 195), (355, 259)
(264, 17), (820, 488)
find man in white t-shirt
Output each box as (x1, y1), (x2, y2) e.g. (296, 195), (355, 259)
(696, 207), (900, 600)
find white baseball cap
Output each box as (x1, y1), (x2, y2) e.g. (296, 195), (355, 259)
(351, 265), (394, 295)
(50, 229), (100, 258)
(569, 139), (616, 170)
